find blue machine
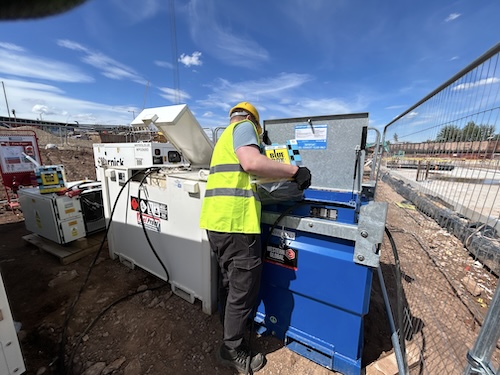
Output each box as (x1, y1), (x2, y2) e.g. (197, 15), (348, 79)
(255, 114), (387, 375)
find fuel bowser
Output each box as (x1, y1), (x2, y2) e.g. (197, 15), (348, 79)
(100, 106), (387, 374)
(100, 104), (218, 315)
(255, 113), (387, 375)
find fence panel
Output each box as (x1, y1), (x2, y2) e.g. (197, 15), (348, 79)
(377, 43), (500, 374)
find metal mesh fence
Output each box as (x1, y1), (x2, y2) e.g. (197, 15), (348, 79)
(3, 125), (164, 150)
(375, 43), (500, 374)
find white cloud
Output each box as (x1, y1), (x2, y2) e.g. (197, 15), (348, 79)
(0, 43), (93, 83)
(385, 105), (408, 110)
(445, 13), (461, 22)
(0, 42), (25, 52)
(0, 39), (150, 125)
(1, 77), (132, 125)
(32, 104), (51, 116)
(208, 73), (313, 102)
(453, 77), (500, 91)
(110, 0), (163, 23)
(179, 52), (203, 67)
(158, 87), (191, 103)
(3, 79), (65, 94)
(57, 39), (146, 84)
(186, 0), (269, 68)
(193, 72), (369, 127)
(155, 60), (174, 69)
(291, 98), (353, 116)
(57, 39), (86, 52)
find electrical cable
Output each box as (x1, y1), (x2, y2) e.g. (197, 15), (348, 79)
(264, 201), (312, 249)
(74, 179), (99, 189)
(384, 226), (409, 372)
(137, 168), (171, 281)
(67, 283), (168, 374)
(66, 167), (172, 374)
(56, 167), (158, 375)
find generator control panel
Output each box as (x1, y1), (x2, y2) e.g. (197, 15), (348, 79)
(93, 142), (188, 181)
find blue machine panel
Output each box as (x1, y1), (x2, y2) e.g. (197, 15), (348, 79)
(257, 193), (373, 375)
(256, 113), (382, 375)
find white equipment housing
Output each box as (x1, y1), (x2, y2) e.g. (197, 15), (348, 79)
(100, 104), (217, 314)
(18, 181), (106, 245)
(18, 186), (87, 244)
(0, 271), (26, 374)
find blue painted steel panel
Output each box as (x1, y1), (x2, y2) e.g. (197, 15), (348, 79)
(257, 190), (373, 375)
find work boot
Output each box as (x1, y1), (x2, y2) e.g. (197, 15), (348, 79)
(217, 343), (265, 373)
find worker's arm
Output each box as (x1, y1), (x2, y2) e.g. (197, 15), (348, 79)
(236, 144), (298, 178)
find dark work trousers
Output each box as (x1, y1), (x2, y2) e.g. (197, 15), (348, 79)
(206, 231), (263, 350)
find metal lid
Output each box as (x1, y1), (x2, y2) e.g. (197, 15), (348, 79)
(132, 104), (213, 168)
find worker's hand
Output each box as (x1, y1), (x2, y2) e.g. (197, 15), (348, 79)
(293, 167), (312, 190)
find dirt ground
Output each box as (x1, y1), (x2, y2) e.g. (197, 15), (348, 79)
(0, 144), (491, 375)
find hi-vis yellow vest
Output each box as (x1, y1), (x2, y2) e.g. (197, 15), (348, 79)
(200, 121), (262, 234)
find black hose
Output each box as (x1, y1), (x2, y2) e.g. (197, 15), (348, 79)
(65, 167), (175, 374)
(67, 284), (167, 373)
(57, 167), (155, 375)
(137, 169), (171, 281)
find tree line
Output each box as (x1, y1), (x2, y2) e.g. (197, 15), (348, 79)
(435, 121), (499, 142)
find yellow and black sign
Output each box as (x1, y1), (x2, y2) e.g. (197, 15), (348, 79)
(265, 147), (291, 164)
(41, 172), (60, 185)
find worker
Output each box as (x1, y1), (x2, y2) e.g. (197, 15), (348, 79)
(200, 101), (311, 373)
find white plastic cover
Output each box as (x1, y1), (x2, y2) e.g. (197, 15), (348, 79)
(131, 104), (213, 168)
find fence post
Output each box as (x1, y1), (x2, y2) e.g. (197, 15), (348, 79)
(464, 282), (500, 374)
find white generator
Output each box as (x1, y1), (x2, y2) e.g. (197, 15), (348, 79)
(100, 104), (217, 314)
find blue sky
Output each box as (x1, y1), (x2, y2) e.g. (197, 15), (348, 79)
(0, 0), (498, 134)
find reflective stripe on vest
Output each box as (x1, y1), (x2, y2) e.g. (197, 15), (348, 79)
(210, 164), (244, 173)
(204, 187), (261, 200)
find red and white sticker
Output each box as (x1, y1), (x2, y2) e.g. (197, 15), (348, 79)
(136, 212), (161, 232)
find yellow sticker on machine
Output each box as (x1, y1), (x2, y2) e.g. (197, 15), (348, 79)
(265, 147), (291, 164)
(41, 173), (59, 185)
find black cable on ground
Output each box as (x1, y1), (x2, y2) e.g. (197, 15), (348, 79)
(384, 226), (408, 370)
(67, 283), (168, 374)
(56, 167), (157, 375)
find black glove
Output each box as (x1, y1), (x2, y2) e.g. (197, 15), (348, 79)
(293, 167), (312, 190)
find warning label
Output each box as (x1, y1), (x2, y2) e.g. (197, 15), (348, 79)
(136, 212), (161, 232)
(265, 245), (298, 270)
(130, 196), (168, 220)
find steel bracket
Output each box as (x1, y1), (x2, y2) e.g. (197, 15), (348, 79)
(354, 201), (388, 268)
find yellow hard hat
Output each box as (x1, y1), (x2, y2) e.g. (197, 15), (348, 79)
(229, 101), (260, 128)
